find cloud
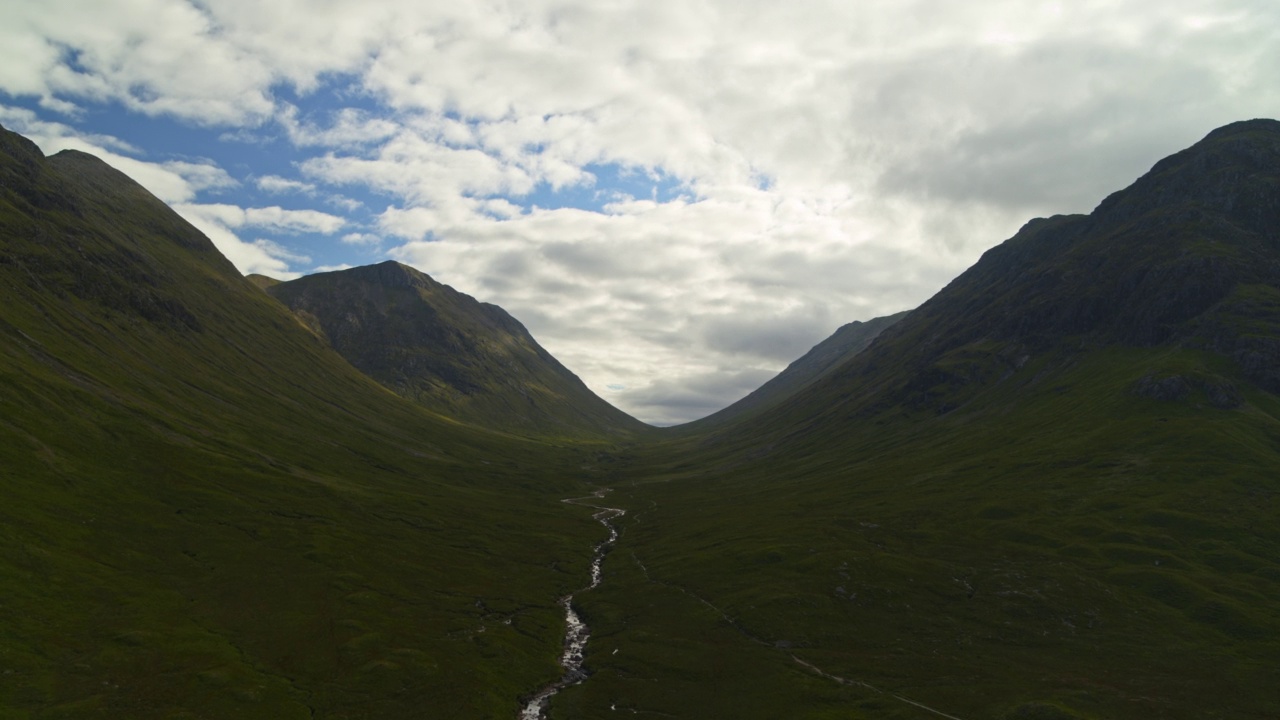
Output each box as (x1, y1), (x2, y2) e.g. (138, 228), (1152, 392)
(312, 263), (355, 273)
(252, 239), (310, 264)
(609, 367), (780, 427)
(256, 175), (317, 194)
(173, 203), (346, 235)
(172, 211), (301, 278)
(1, 0), (276, 124)
(277, 104), (399, 149)
(172, 204), (345, 277)
(301, 129), (540, 211)
(165, 160), (239, 194)
(324, 195), (364, 211)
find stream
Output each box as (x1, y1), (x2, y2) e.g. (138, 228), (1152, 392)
(519, 491), (624, 720)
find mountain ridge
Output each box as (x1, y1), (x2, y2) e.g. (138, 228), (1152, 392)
(731, 117), (1280, 431)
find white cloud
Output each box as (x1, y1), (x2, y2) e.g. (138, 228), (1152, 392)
(164, 160), (239, 194)
(256, 175), (316, 194)
(252, 238), (310, 264)
(1, 0), (276, 124)
(301, 129), (538, 210)
(277, 104), (399, 148)
(174, 203), (346, 235)
(341, 232), (381, 246)
(325, 195), (364, 211)
(172, 204), (345, 277)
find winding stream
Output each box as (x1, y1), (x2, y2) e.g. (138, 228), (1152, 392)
(520, 491), (624, 720)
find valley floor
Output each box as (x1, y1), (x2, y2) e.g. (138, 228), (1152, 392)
(534, 353), (1280, 719)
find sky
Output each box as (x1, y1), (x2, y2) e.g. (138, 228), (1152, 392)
(3, 1), (1278, 425)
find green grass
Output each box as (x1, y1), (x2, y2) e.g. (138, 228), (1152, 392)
(0, 284), (614, 718)
(569, 349), (1280, 719)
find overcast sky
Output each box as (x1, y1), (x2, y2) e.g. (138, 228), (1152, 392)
(4, 1), (1278, 424)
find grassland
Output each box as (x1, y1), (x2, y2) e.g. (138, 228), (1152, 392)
(560, 348), (1280, 719)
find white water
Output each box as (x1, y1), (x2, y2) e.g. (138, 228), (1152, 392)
(520, 493), (624, 719)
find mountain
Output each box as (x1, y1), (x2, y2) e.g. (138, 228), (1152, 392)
(678, 310), (909, 430)
(707, 119), (1280, 438)
(570, 120), (1280, 720)
(264, 261), (646, 438)
(0, 123), (610, 718)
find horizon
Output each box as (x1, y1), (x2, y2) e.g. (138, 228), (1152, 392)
(4, 1), (1277, 424)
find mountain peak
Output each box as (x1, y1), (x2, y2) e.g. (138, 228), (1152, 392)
(267, 262), (645, 437)
(0, 122), (45, 175)
(48, 148), (172, 208)
(1089, 117), (1280, 243)
(1200, 117), (1280, 142)
(336, 260), (441, 290)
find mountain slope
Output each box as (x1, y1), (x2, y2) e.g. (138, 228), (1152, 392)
(265, 261), (646, 438)
(0, 124), (609, 718)
(678, 310), (908, 431)
(566, 120), (1280, 720)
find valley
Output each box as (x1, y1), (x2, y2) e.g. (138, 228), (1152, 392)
(2, 118), (1279, 719)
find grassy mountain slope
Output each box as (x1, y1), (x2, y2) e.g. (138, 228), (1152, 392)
(553, 120), (1280, 719)
(265, 261), (647, 439)
(0, 124), (612, 718)
(677, 310), (909, 432)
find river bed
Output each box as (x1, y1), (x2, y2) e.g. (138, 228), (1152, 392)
(519, 492), (624, 719)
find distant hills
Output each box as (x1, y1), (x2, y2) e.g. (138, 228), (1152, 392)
(261, 260), (645, 438)
(681, 311), (909, 431)
(3, 118), (1280, 720)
